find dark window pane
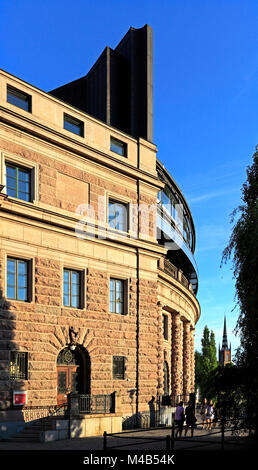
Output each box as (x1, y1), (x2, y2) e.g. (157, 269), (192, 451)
(64, 114), (84, 136)
(110, 137), (127, 157)
(58, 372), (67, 394)
(10, 351), (28, 380)
(7, 86), (31, 112)
(113, 356), (125, 379)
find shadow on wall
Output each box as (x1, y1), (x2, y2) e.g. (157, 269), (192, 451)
(0, 288), (29, 439)
(122, 395), (158, 430)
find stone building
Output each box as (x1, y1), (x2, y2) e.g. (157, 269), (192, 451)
(0, 25), (200, 438)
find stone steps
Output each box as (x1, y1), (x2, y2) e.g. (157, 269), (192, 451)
(9, 418), (56, 442)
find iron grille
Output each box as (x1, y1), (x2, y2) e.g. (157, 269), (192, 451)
(10, 351), (28, 380)
(79, 394), (112, 414)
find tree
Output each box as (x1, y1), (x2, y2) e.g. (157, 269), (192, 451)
(221, 148), (258, 435)
(195, 326), (218, 399)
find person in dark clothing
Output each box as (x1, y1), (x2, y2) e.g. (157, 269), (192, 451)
(185, 401), (197, 436)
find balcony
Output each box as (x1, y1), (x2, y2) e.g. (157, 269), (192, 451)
(159, 257), (195, 294)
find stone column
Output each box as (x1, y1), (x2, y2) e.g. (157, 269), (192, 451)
(183, 321), (192, 397)
(171, 312), (183, 396)
(190, 327), (195, 393)
(157, 302), (164, 396)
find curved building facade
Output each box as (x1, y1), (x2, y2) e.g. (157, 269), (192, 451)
(0, 25), (200, 438)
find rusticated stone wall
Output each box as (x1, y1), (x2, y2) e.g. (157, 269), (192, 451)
(138, 278), (159, 411)
(0, 127), (199, 423)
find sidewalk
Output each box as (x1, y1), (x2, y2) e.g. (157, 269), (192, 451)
(0, 422), (254, 451)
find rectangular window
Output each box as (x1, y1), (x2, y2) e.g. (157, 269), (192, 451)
(110, 137), (127, 157)
(110, 278), (126, 314)
(113, 356), (125, 379)
(10, 351), (28, 380)
(64, 114), (84, 137)
(108, 200), (128, 232)
(7, 258), (28, 301)
(5, 163), (31, 202)
(163, 314), (169, 341)
(63, 269), (81, 308)
(7, 85), (31, 112)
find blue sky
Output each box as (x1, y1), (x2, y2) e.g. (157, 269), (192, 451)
(1, 0), (257, 357)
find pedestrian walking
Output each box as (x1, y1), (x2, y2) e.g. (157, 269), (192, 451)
(175, 401), (185, 437)
(184, 401), (197, 437)
(213, 403), (218, 428)
(206, 400), (214, 430)
(200, 398), (208, 429)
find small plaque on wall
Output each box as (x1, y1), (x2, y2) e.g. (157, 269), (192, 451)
(13, 391), (27, 406)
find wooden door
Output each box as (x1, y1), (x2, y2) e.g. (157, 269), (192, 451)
(57, 365), (78, 405)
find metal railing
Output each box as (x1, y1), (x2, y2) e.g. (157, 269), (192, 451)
(103, 416), (256, 452)
(79, 394), (113, 414)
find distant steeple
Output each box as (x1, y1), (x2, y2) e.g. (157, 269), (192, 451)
(219, 316), (231, 366)
(222, 316), (228, 349)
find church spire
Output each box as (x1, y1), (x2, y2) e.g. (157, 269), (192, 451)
(219, 316), (231, 366)
(222, 316), (228, 349)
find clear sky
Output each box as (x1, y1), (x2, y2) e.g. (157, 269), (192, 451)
(1, 0), (257, 358)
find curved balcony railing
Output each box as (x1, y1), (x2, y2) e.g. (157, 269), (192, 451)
(159, 257), (195, 294)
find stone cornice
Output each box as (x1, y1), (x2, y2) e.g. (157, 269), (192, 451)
(0, 108), (164, 189)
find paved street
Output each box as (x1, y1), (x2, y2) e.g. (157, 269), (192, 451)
(0, 421), (254, 452)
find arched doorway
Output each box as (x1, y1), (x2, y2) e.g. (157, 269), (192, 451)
(56, 347), (90, 405)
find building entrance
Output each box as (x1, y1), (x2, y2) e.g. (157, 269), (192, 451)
(56, 347), (90, 405)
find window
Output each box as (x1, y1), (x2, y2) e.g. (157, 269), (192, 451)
(108, 199), (128, 232)
(163, 314), (169, 341)
(183, 215), (192, 248)
(110, 278), (126, 314)
(5, 163), (31, 202)
(10, 351), (28, 380)
(110, 137), (127, 157)
(7, 258), (29, 301)
(163, 361), (169, 395)
(162, 187), (177, 220)
(63, 269), (82, 308)
(64, 114), (84, 136)
(7, 85), (32, 112)
(113, 356), (125, 379)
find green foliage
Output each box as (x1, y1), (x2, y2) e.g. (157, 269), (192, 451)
(195, 325), (218, 399)
(221, 148), (258, 436)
